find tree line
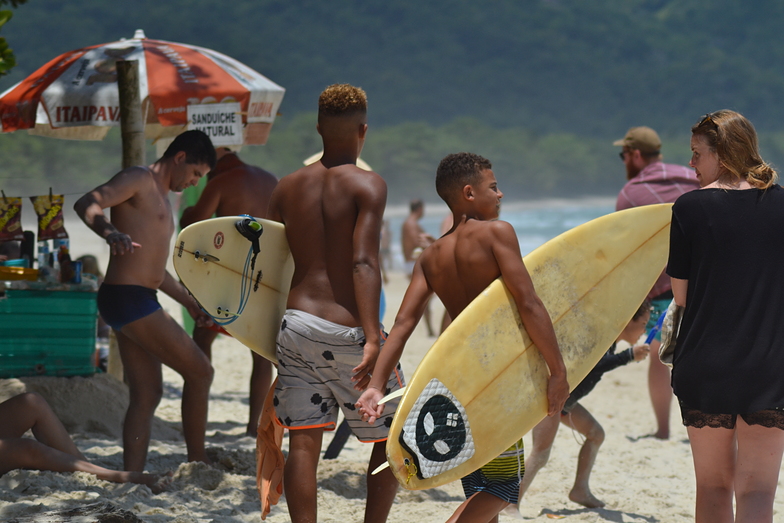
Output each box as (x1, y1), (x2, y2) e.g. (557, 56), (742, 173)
(2, 0), (784, 202)
(4, 116), (784, 205)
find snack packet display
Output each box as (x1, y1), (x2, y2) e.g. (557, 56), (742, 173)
(30, 193), (68, 240)
(0, 195), (24, 241)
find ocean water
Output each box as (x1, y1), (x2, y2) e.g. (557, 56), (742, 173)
(384, 197), (616, 270)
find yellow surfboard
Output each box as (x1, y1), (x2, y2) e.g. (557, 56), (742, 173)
(386, 204), (672, 490)
(173, 216), (294, 363)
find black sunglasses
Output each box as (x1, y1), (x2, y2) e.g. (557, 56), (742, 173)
(698, 112), (716, 127)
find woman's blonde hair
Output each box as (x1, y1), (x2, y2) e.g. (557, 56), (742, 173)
(691, 110), (777, 189)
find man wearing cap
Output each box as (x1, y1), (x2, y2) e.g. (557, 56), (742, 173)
(614, 126), (699, 440)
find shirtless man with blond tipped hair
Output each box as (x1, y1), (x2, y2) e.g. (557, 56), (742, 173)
(267, 84), (404, 523)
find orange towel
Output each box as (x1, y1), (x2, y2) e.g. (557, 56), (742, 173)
(206, 322), (232, 336)
(256, 378), (284, 520)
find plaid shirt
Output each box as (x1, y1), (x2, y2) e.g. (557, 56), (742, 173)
(616, 161), (700, 299)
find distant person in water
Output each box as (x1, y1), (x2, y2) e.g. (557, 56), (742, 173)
(0, 392), (171, 492)
(401, 199), (436, 336)
(439, 212), (454, 333)
(379, 219), (392, 284)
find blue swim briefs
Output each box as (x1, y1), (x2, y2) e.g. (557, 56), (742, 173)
(97, 283), (162, 331)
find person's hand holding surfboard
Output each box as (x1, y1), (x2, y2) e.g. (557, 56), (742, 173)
(183, 294), (213, 329)
(357, 386), (385, 423)
(546, 371), (570, 416)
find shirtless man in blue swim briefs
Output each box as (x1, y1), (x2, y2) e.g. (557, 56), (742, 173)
(75, 130), (216, 472)
(267, 84), (404, 523)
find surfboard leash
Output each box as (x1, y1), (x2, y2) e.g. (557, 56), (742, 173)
(403, 458), (418, 485)
(236, 214), (263, 264)
(222, 216), (264, 324)
(202, 216), (265, 327)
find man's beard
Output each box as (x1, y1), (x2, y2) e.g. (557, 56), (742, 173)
(626, 163), (641, 180)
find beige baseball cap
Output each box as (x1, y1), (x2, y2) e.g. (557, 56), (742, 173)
(613, 126), (661, 154)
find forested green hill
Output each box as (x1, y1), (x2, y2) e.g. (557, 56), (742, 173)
(2, 0), (784, 202)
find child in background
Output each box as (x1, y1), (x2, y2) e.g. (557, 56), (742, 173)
(358, 152), (570, 523)
(515, 300), (652, 510)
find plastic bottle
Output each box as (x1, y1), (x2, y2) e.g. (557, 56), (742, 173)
(53, 237), (69, 252)
(57, 239), (74, 283)
(36, 239), (49, 269)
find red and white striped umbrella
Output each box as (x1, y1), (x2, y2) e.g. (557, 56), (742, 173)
(0, 29), (285, 145)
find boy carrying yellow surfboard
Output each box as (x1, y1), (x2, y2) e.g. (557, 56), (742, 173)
(357, 152), (570, 522)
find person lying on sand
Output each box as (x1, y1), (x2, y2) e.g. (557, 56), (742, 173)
(0, 392), (172, 493)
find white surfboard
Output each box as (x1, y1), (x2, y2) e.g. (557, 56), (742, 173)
(173, 216), (294, 362)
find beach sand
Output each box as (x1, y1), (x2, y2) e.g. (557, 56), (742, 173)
(1, 218), (783, 522)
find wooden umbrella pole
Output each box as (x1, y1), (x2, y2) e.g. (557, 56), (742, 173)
(117, 59), (145, 169)
(107, 60), (146, 381)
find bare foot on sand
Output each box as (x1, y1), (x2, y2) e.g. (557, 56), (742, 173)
(627, 431), (669, 442)
(569, 488), (605, 508)
(124, 471), (174, 494)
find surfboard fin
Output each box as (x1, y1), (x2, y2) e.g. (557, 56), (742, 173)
(371, 461), (390, 475)
(193, 250), (220, 263)
(379, 387), (405, 404)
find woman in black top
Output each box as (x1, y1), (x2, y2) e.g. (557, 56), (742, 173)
(667, 110), (784, 523)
